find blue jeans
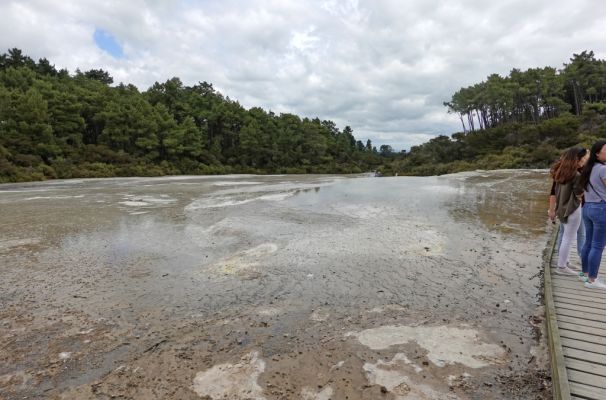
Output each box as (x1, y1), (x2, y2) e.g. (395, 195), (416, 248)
(581, 202), (606, 278)
(556, 213), (586, 258)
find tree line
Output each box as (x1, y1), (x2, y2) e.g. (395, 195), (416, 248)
(4, 48), (606, 182)
(385, 51), (606, 176)
(443, 51), (606, 132)
(0, 48), (383, 182)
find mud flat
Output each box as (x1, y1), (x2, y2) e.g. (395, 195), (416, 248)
(0, 171), (551, 399)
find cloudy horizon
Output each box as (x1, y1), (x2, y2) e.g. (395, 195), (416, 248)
(2, 0), (606, 150)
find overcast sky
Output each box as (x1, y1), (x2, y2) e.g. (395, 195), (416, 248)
(2, 0), (606, 150)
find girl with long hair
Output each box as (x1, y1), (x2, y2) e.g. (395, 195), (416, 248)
(548, 148), (588, 262)
(547, 147), (589, 260)
(552, 147), (586, 275)
(579, 140), (606, 289)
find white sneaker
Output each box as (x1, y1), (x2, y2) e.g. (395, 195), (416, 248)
(584, 280), (606, 290)
(555, 266), (578, 275)
(578, 273), (589, 282)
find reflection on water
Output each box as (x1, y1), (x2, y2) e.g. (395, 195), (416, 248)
(451, 171), (549, 236)
(447, 170), (550, 236)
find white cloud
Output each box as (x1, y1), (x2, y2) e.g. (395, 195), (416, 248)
(1, 0), (605, 150)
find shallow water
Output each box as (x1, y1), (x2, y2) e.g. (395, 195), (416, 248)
(0, 171), (552, 399)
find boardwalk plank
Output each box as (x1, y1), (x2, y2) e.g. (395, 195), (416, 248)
(554, 295), (606, 310)
(555, 291), (606, 304)
(563, 347), (606, 367)
(556, 306), (606, 322)
(551, 277), (606, 291)
(553, 285), (606, 300)
(565, 358), (606, 376)
(559, 329), (606, 346)
(568, 369), (606, 389)
(555, 302), (606, 317)
(551, 276), (584, 283)
(552, 280), (606, 295)
(558, 314), (606, 331)
(558, 321), (606, 338)
(546, 234), (572, 399)
(554, 283), (606, 294)
(547, 231), (606, 398)
(569, 381), (606, 399)
(561, 337), (606, 356)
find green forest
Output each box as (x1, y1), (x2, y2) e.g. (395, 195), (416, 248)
(1, 49), (606, 182)
(0, 48), (384, 183)
(383, 51), (606, 176)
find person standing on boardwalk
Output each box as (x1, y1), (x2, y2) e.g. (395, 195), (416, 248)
(579, 140), (606, 289)
(552, 147), (585, 275)
(548, 148), (588, 262)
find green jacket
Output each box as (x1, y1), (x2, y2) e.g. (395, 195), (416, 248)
(555, 172), (583, 223)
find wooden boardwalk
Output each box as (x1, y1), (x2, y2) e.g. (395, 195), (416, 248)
(546, 234), (606, 399)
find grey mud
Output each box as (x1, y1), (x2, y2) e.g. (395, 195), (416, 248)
(0, 171), (552, 399)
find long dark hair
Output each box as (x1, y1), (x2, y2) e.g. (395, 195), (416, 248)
(580, 140), (606, 190)
(551, 147), (587, 184)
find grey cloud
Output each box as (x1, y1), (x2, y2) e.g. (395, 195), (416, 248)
(2, 0), (605, 150)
